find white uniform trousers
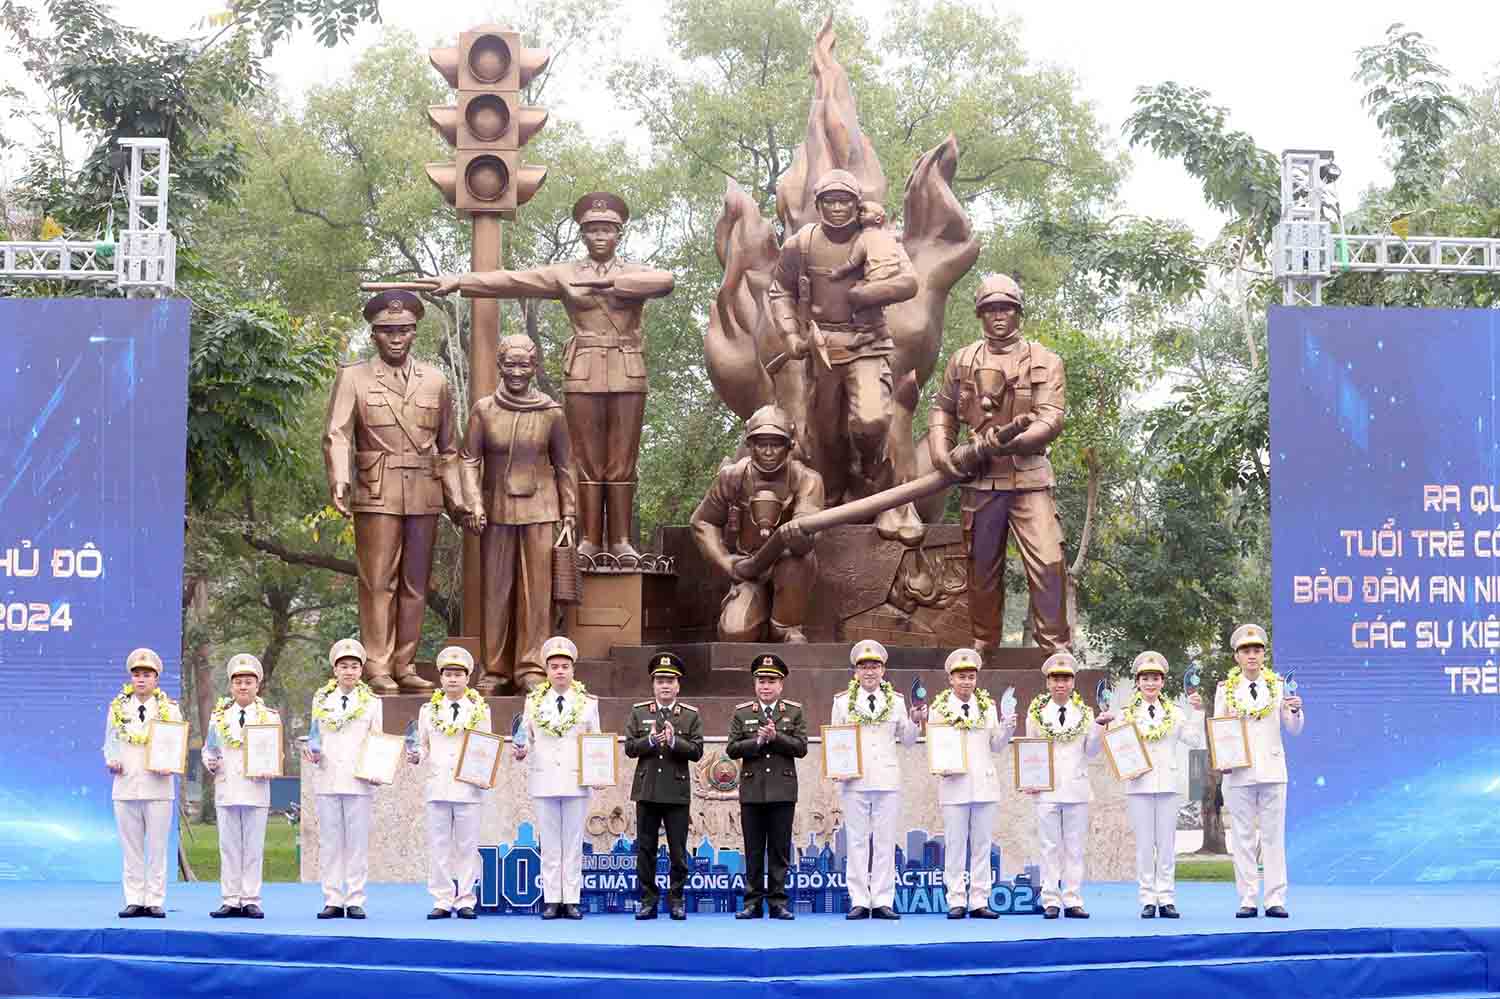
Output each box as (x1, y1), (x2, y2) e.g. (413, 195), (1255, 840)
(1037, 801), (1088, 909)
(536, 796), (589, 904)
(941, 802), (996, 911)
(218, 804), (269, 907)
(424, 801), (481, 910)
(1127, 793), (1179, 905)
(316, 794), (372, 908)
(842, 789), (901, 908)
(114, 799), (173, 907)
(1225, 782), (1288, 909)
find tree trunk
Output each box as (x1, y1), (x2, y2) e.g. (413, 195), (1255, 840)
(1197, 769), (1228, 854)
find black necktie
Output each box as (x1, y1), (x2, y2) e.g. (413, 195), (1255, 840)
(451, 703), (460, 721)
(1058, 705), (1066, 725)
(556, 695), (565, 714)
(765, 705), (773, 720)
(868, 694), (877, 712)
(138, 705), (146, 722)
(1249, 681), (1259, 699)
(962, 702), (970, 718)
(342, 694), (349, 710)
(239, 709), (247, 727)
(1148, 704), (1156, 719)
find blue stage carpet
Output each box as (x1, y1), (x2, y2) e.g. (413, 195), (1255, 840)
(2, 881), (1498, 998)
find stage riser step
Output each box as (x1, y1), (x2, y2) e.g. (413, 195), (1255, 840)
(6, 949), (1487, 999)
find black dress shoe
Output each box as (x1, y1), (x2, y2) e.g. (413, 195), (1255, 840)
(427, 908), (451, 920)
(1141, 904), (1157, 919)
(456, 907), (476, 919)
(540, 903), (561, 920)
(145, 906), (166, 918)
(1265, 905), (1289, 918)
(317, 906), (345, 919)
(947, 906), (966, 919)
(210, 905), (241, 919)
(636, 906), (658, 920)
(1236, 906), (1257, 918)
(1063, 906), (1089, 919)
(118, 904), (145, 918)
(768, 905), (795, 920)
(1043, 906), (1060, 919)
(871, 906), (900, 920)
(1158, 904), (1179, 919)
(969, 907), (999, 919)
(846, 906), (870, 920)
(345, 906), (366, 920)
(241, 904), (264, 919)
(562, 903), (583, 920)
(735, 904), (763, 919)
(669, 902), (686, 920)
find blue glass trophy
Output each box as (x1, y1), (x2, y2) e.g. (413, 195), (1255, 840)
(202, 723), (222, 769)
(306, 717), (322, 755)
(1095, 678), (1112, 711)
(1000, 685), (1017, 720)
(1283, 669), (1301, 707)
(1185, 664), (1202, 694)
(909, 676), (927, 707)
(404, 719), (419, 755)
(104, 724), (122, 767)
(511, 712), (528, 749)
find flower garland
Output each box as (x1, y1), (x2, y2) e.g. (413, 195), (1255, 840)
(311, 679), (374, 731)
(1123, 692), (1180, 742)
(932, 688), (995, 730)
(429, 688), (489, 736)
(109, 685), (173, 744)
(526, 681), (590, 737)
(211, 696), (272, 748)
(1028, 691), (1090, 743)
(1224, 666), (1280, 720)
(846, 679), (896, 724)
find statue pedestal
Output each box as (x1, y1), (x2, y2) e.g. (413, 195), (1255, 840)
(562, 569), (685, 660)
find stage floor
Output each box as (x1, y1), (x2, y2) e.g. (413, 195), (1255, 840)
(3, 882), (1498, 998)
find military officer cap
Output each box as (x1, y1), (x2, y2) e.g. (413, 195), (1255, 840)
(744, 404), (794, 443)
(573, 191), (629, 227)
(975, 273), (1024, 314)
(541, 635), (579, 663)
(813, 169), (861, 200)
(1041, 651), (1079, 677)
(850, 639), (888, 667)
(226, 653), (263, 682)
(1132, 650), (1168, 677)
(435, 646), (475, 674)
(944, 647), (982, 674)
(328, 638), (367, 669)
(1231, 623), (1268, 650)
(649, 651), (685, 678)
(363, 290), (424, 328)
(125, 647), (163, 674)
(751, 653), (789, 678)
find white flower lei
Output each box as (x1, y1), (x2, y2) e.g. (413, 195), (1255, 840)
(526, 681), (589, 737)
(429, 688), (487, 736)
(1028, 691), (1090, 743)
(311, 679), (374, 731)
(1123, 692), (1179, 742)
(932, 688), (994, 730)
(109, 685), (173, 744)
(846, 679), (896, 724)
(1224, 666), (1280, 720)
(212, 696), (271, 748)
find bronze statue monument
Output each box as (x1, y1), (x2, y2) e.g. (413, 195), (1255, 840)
(460, 334), (577, 693)
(435, 192), (674, 562)
(322, 291), (468, 693)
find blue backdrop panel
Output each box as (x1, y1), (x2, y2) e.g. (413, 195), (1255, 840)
(1270, 305), (1500, 884)
(0, 297), (190, 881)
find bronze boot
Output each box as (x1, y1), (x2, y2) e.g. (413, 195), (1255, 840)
(606, 483), (640, 559)
(576, 483), (605, 560)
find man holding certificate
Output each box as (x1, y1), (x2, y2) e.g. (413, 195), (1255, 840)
(409, 646), (492, 920)
(1119, 651), (1203, 919)
(624, 651), (704, 920)
(1214, 623), (1304, 919)
(931, 647), (1015, 919)
(516, 635), (601, 920)
(1025, 652), (1107, 919)
(204, 654), (280, 918)
(829, 640), (918, 920)
(305, 637), (383, 919)
(103, 647), (183, 918)
(727, 654), (808, 920)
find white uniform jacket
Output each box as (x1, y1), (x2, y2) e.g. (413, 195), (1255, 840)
(311, 688), (385, 797)
(523, 685), (601, 799)
(416, 694), (493, 804)
(104, 694), (183, 801)
(1214, 677), (1305, 787)
(1027, 702), (1103, 805)
(829, 688), (917, 793)
(1120, 703), (1205, 797)
(214, 704), (282, 808)
(934, 694), (1015, 806)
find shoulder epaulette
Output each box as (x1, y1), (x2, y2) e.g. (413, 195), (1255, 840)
(735, 700), (755, 709)
(678, 702), (699, 712)
(633, 700), (653, 709)
(783, 699), (803, 708)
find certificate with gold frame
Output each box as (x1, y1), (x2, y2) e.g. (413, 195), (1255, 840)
(926, 724), (967, 775)
(243, 723), (284, 778)
(1101, 723), (1153, 781)
(354, 732), (403, 784)
(1012, 737), (1054, 792)
(1207, 715), (1252, 771)
(145, 719), (188, 774)
(821, 724), (863, 780)
(454, 729), (503, 789)
(578, 732), (618, 787)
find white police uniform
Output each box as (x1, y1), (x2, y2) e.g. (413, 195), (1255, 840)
(312, 638), (384, 911)
(214, 654), (279, 911)
(415, 647), (492, 912)
(1026, 653), (1102, 913)
(104, 648), (181, 913)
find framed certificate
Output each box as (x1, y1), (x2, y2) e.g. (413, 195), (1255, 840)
(1207, 715), (1253, 771)
(821, 724), (863, 780)
(578, 732), (618, 787)
(1012, 737), (1054, 791)
(243, 723), (284, 778)
(1101, 723), (1153, 781)
(926, 724), (967, 775)
(355, 732), (404, 784)
(454, 729), (503, 789)
(145, 719), (188, 774)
